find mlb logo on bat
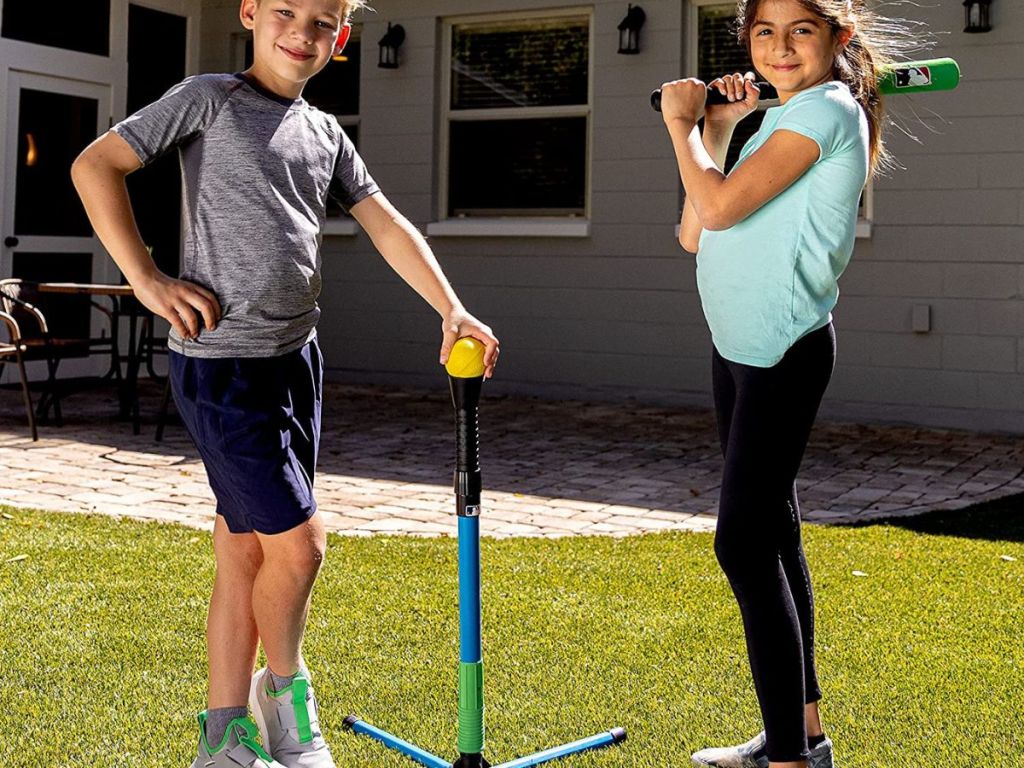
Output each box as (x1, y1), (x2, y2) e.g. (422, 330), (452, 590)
(894, 66), (931, 88)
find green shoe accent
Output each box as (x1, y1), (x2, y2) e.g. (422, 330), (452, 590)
(197, 711), (274, 762)
(291, 677), (313, 744)
(457, 661), (485, 754)
(266, 675), (314, 744)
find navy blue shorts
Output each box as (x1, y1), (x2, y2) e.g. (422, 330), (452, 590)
(169, 338), (323, 535)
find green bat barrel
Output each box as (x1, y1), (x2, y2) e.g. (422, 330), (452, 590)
(879, 58), (960, 96)
(651, 57), (961, 112)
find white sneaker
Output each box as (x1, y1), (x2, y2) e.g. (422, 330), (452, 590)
(691, 731), (834, 768)
(249, 668), (336, 768)
(189, 711), (285, 768)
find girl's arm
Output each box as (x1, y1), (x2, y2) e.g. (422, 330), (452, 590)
(679, 120), (733, 252)
(71, 131), (221, 339)
(662, 76), (819, 234)
(350, 192), (500, 378)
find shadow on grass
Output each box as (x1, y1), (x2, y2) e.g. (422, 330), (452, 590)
(843, 492), (1024, 543)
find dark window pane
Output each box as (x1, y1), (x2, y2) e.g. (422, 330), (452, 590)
(449, 118), (586, 216)
(15, 90), (97, 237)
(127, 5), (186, 113)
(697, 3), (765, 172)
(697, 4), (749, 82)
(452, 18), (589, 110)
(723, 113), (765, 173)
(12, 253), (93, 345)
(2, 1), (110, 56)
(304, 41), (361, 116)
(127, 4), (188, 278)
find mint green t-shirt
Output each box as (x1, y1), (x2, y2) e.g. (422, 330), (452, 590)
(696, 81), (869, 367)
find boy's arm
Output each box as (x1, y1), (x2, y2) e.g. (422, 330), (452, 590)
(349, 192), (500, 378)
(71, 131), (221, 340)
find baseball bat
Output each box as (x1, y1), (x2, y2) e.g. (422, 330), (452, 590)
(650, 57), (960, 112)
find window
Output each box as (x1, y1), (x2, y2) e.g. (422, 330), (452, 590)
(690, 1), (767, 172)
(440, 11), (592, 219)
(15, 89), (97, 237)
(688, 0), (871, 229)
(2, 1), (110, 57)
(303, 33), (362, 219)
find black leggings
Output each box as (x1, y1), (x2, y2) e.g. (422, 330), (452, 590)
(711, 324), (835, 764)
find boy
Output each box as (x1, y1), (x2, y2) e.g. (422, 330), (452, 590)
(71, 1), (499, 766)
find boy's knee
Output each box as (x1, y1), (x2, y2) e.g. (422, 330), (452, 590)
(274, 545), (324, 588)
(213, 526), (264, 576)
(261, 520), (326, 580)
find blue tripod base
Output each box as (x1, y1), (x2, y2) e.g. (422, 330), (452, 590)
(344, 716), (626, 768)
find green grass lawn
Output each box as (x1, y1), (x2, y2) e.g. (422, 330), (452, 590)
(1, 503), (1021, 768)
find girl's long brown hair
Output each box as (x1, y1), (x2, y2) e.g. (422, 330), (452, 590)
(736, 0), (927, 176)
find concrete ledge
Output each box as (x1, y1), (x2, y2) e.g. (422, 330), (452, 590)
(322, 218), (359, 236)
(426, 218), (591, 238)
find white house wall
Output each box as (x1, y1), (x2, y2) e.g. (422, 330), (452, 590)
(197, 1), (1024, 433)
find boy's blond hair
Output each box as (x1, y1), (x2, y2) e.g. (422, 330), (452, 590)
(254, 0), (370, 20)
(342, 0), (369, 16)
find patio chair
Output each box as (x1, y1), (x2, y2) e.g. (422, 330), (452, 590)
(0, 310), (37, 441)
(0, 279), (115, 426)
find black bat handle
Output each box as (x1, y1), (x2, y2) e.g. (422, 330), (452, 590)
(449, 375), (482, 516)
(650, 82), (776, 112)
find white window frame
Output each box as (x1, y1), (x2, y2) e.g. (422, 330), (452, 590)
(428, 8), (594, 238)
(686, 0), (872, 238)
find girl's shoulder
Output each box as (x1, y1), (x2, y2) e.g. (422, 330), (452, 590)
(769, 81), (867, 161)
(782, 81), (860, 120)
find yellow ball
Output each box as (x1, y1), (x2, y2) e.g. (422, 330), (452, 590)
(445, 337), (486, 378)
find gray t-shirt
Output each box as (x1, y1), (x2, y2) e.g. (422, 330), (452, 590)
(113, 73), (379, 358)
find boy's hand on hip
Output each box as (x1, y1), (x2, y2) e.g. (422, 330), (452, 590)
(440, 311), (500, 379)
(133, 271), (222, 341)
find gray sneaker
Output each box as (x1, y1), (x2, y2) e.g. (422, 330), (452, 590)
(249, 667), (335, 768)
(189, 711), (285, 768)
(691, 731), (834, 768)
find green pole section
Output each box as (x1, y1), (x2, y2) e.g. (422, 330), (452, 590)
(457, 661), (485, 754)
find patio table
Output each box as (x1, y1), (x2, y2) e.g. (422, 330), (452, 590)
(35, 282), (151, 435)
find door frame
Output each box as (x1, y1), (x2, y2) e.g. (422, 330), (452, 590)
(0, 0), (199, 381)
(1, 72), (114, 283)
(0, 0), (201, 278)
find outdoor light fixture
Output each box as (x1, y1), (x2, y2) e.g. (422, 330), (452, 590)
(377, 22), (405, 68)
(618, 4), (646, 55)
(963, 0), (992, 33)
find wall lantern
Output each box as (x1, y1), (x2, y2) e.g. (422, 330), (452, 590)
(963, 0), (992, 33)
(378, 22), (405, 68)
(617, 5), (646, 55)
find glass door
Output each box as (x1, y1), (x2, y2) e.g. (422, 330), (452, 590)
(2, 73), (113, 361)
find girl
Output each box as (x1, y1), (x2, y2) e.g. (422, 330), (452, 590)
(659, 1), (899, 766)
